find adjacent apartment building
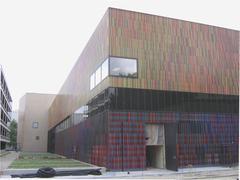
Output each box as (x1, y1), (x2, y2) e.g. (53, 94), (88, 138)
(0, 65), (12, 149)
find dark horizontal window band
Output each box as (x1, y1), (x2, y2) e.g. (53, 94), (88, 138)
(87, 87), (239, 116)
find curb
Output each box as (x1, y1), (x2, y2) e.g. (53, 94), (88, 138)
(4, 166), (106, 175)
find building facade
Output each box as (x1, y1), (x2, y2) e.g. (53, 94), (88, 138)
(18, 93), (55, 152)
(48, 8), (239, 171)
(0, 65), (12, 150)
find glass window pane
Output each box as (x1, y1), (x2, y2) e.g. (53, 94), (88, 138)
(32, 122), (38, 128)
(101, 58), (109, 80)
(90, 73), (95, 90)
(109, 57), (137, 77)
(95, 66), (101, 85)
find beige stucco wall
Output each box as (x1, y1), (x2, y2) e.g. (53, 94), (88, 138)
(17, 95), (26, 150)
(17, 93), (55, 152)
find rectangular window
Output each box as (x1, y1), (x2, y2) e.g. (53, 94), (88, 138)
(90, 73), (95, 90)
(95, 66), (101, 85)
(90, 57), (137, 90)
(101, 58), (108, 80)
(109, 57), (137, 78)
(32, 122), (38, 128)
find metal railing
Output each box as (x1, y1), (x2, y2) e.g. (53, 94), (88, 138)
(0, 135), (10, 142)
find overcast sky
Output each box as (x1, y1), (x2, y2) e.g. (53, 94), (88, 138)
(0, 0), (239, 111)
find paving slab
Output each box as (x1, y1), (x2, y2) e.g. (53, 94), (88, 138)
(0, 151), (19, 176)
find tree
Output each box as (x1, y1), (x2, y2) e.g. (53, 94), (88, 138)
(9, 119), (17, 148)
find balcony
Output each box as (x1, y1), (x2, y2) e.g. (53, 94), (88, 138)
(0, 120), (10, 132)
(0, 88), (12, 111)
(0, 83), (12, 107)
(0, 106), (11, 121)
(0, 135), (10, 143)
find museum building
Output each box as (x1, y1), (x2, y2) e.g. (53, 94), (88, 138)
(47, 8), (239, 171)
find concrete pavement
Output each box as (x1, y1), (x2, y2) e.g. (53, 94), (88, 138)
(1, 167), (238, 179)
(54, 166), (239, 179)
(0, 156), (238, 179)
(0, 151), (19, 176)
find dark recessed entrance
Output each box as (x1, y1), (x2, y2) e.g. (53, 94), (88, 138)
(145, 124), (166, 169)
(146, 145), (165, 168)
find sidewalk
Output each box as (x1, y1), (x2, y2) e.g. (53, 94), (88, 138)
(54, 166), (238, 179)
(0, 151), (19, 175)
(1, 164), (238, 179)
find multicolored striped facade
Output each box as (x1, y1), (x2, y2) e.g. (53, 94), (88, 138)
(48, 8), (239, 171)
(109, 9), (239, 95)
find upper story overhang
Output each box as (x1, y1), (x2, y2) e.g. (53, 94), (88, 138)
(48, 8), (239, 129)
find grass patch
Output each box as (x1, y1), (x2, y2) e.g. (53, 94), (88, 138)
(9, 152), (91, 169)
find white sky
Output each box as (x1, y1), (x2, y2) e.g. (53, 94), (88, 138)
(0, 0), (239, 111)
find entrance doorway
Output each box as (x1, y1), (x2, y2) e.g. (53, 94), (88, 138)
(146, 145), (165, 168)
(145, 124), (166, 169)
